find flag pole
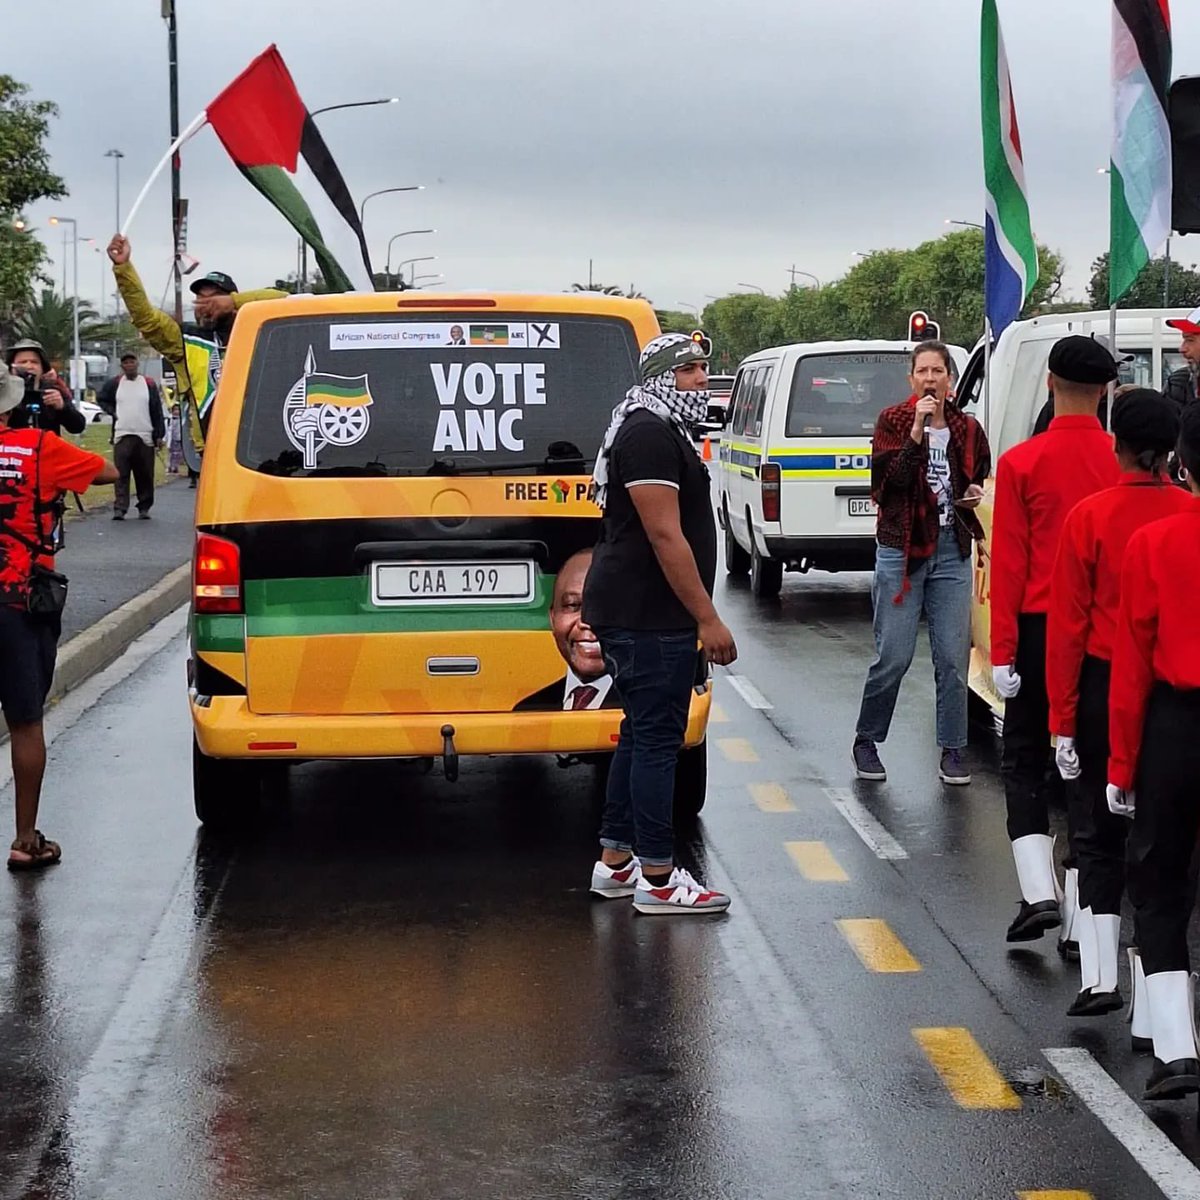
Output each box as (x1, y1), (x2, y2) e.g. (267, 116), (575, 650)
(983, 316), (993, 435)
(120, 112), (206, 238)
(1107, 302), (1118, 432)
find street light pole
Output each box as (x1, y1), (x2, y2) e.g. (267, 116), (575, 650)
(944, 218), (985, 231)
(386, 230), (435, 280)
(359, 186), (424, 227)
(163, 0), (183, 323)
(395, 255), (435, 286)
(736, 282), (766, 294)
(105, 149), (124, 335)
(49, 217), (80, 387)
(786, 266), (821, 289)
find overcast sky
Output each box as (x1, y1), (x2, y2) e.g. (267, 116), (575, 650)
(10, 0), (1200, 314)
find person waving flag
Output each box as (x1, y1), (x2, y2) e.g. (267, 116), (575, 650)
(1110, 0), (1173, 305)
(981, 0), (1038, 339)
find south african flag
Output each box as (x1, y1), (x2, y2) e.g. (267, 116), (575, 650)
(305, 372), (373, 408)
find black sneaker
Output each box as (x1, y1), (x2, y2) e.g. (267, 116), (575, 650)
(112, 511), (125, 521)
(1006, 900), (1061, 942)
(137, 510), (151, 520)
(939, 748), (971, 785)
(852, 738), (886, 782)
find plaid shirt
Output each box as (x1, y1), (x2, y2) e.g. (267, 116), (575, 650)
(871, 397), (991, 601)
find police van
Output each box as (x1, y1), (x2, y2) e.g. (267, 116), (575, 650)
(717, 339), (968, 597)
(952, 307), (1188, 709)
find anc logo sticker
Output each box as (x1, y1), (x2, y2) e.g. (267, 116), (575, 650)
(284, 346), (374, 470)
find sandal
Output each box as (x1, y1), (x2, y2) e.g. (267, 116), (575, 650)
(7, 832), (62, 871)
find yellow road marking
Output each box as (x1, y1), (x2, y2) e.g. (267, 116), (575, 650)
(1017, 1193), (1094, 1199)
(912, 1027), (1021, 1110)
(785, 841), (849, 883)
(709, 702), (729, 724)
(718, 737), (758, 763)
(749, 783), (795, 813)
(837, 919), (921, 973)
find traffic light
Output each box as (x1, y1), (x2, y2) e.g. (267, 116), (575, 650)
(690, 329), (713, 357)
(908, 311), (941, 342)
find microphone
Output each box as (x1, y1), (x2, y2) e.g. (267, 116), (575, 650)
(922, 386), (936, 430)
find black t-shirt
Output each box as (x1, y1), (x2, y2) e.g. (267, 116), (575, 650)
(583, 408), (716, 631)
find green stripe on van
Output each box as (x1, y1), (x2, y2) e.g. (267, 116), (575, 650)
(243, 574), (554, 638)
(192, 614), (247, 654)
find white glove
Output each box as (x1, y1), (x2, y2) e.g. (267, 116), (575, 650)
(1106, 783), (1136, 818)
(1055, 736), (1081, 781)
(993, 664), (1022, 699)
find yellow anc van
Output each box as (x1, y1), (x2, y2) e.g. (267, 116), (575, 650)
(188, 292), (712, 826)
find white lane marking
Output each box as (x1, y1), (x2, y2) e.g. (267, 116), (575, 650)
(0, 606), (188, 792)
(823, 787), (909, 861)
(1043, 1048), (1200, 1200)
(724, 672), (773, 710)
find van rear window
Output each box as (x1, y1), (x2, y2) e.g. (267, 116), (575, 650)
(235, 314), (639, 476)
(785, 352), (914, 438)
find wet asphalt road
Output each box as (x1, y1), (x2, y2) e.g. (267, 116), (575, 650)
(3, 566), (1200, 1197)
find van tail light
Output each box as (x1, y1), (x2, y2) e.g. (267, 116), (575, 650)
(761, 462), (782, 523)
(194, 533), (242, 614)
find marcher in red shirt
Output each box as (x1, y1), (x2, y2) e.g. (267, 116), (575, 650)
(1046, 390), (1190, 1025)
(1106, 404), (1200, 1101)
(0, 371), (117, 870)
(990, 335), (1121, 944)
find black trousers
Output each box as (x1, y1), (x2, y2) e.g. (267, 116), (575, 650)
(113, 435), (156, 515)
(1002, 613), (1059, 842)
(1069, 656), (1129, 915)
(1126, 684), (1200, 976)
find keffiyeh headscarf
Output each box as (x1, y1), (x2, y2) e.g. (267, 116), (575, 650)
(592, 333), (711, 509)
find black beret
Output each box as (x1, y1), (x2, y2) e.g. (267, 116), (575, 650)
(1048, 335), (1120, 385)
(1111, 388), (1180, 453)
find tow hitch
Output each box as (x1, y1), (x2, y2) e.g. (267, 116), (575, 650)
(440, 724), (459, 783)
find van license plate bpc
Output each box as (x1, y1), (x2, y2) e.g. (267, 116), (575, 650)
(372, 560), (534, 607)
(848, 498), (876, 517)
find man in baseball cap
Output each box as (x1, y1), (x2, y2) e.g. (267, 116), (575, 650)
(1163, 307), (1200, 411)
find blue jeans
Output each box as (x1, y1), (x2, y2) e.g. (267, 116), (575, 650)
(595, 627), (697, 868)
(855, 527), (972, 749)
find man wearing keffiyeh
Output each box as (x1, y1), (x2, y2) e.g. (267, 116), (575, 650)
(582, 333), (736, 915)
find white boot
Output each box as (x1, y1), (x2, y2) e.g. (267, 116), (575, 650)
(1095, 915), (1122, 995)
(1012, 834), (1058, 904)
(1058, 868), (1080, 954)
(1076, 908), (1099, 992)
(1127, 948), (1153, 1050)
(1145, 971), (1200, 1064)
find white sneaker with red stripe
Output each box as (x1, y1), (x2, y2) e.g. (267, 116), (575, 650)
(590, 856), (642, 899)
(632, 867), (731, 915)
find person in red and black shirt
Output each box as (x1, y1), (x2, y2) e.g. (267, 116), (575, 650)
(0, 371), (117, 870)
(991, 335), (1122, 944)
(852, 342), (990, 786)
(1046, 390), (1190, 1022)
(1106, 405), (1200, 1101)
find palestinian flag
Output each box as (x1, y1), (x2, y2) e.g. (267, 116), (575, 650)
(1110, 1), (1172, 305)
(207, 46), (375, 293)
(305, 372), (373, 408)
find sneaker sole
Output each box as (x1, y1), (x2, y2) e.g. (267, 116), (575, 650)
(939, 772), (972, 785)
(632, 900), (731, 915)
(854, 767), (887, 782)
(590, 885), (637, 899)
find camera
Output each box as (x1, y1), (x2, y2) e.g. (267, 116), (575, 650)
(14, 368), (47, 427)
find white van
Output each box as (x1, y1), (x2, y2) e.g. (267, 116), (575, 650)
(717, 339), (967, 597)
(952, 308), (1188, 708)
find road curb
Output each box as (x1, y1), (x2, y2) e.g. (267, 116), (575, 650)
(48, 563), (191, 705)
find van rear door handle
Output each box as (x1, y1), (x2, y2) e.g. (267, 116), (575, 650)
(835, 486), (872, 498)
(426, 657), (480, 676)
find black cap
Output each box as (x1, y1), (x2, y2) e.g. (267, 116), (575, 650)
(1047, 335), (1121, 385)
(189, 271), (237, 296)
(1111, 388), (1181, 453)
(119, 351), (138, 362)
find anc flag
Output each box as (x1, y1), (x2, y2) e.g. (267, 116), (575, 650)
(206, 46), (375, 293)
(305, 373), (373, 408)
(470, 324), (509, 346)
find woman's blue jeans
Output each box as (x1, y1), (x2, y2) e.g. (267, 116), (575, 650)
(855, 527), (972, 750)
(594, 627), (697, 869)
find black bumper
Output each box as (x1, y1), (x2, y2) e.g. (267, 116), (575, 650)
(763, 535), (876, 572)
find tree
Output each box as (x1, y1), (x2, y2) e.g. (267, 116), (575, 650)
(0, 77), (65, 213)
(654, 309), (700, 335)
(0, 77), (67, 343)
(15, 289), (101, 366)
(1086, 251), (1200, 310)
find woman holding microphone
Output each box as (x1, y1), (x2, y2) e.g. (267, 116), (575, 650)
(1109, 403), (1200, 1100)
(1046, 391), (1190, 1023)
(852, 342), (990, 786)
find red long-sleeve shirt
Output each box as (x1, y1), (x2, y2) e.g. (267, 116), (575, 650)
(1108, 501), (1200, 790)
(1047, 475), (1194, 736)
(990, 415), (1120, 666)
